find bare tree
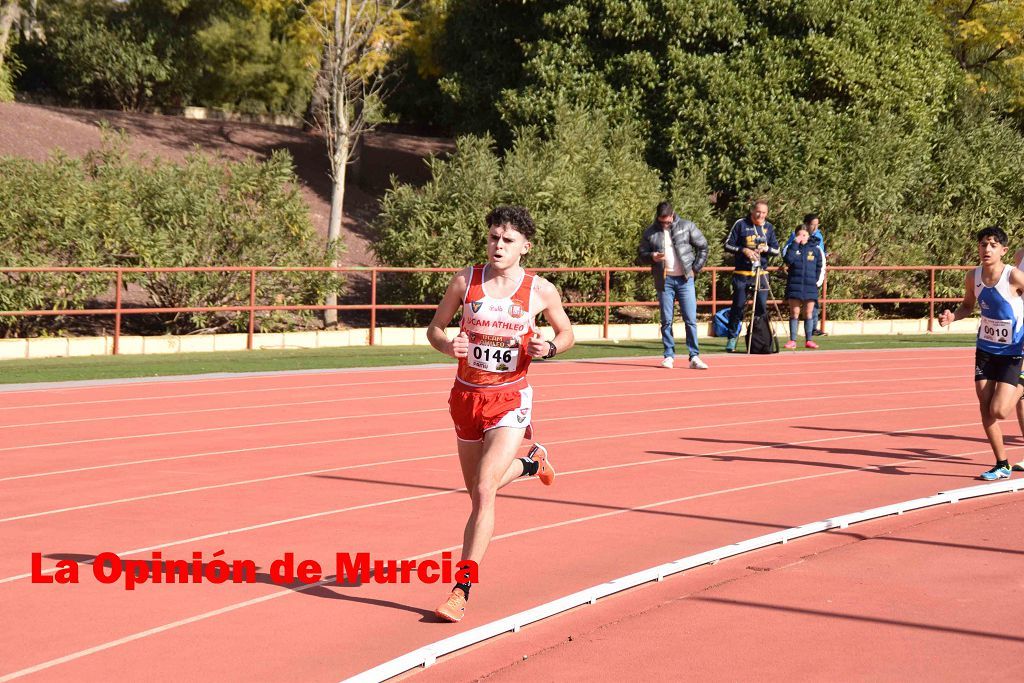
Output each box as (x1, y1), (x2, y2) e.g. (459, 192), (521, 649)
(306, 0), (405, 326)
(0, 0), (23, 74)
(2, 0), (41, 89)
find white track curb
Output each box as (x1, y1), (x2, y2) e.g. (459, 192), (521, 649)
(343, 478), (1023, 682)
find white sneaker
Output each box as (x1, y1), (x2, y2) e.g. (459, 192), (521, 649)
(660, 357), (674, 369)
(689, 356), (708, 370)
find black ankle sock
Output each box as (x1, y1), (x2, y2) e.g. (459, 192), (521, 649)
(521, 458), (539, 476)
(998, 460), (1009, 469)
(454, 581), (471, 599)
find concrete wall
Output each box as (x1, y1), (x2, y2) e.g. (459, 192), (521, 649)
(0, 318), (979, 361)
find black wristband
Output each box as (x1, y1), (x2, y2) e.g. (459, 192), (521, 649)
(544, 341), (557, 359)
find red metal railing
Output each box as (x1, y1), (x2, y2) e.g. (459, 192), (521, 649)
(0, 265), (971, 354)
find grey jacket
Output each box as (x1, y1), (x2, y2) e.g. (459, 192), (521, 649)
(636, 216), (709, 292)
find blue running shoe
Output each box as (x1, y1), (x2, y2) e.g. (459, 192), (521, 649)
(980, 466), (1011, 481)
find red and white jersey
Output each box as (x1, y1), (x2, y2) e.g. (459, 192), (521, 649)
(455, 265), (539, 390)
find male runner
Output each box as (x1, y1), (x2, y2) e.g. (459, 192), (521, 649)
(426, 205), (575, 622)
(939, 226), (1024, 480)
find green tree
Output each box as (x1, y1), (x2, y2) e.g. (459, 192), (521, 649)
(15, 0), (173, 110)
(193, 12), (313, 115)
(931, 0), (1024, 111)
(385, 0), (1024, 321)
(436, 0), (959, 206)
(373, 106), (663, 321)
(16, 0), (315, 115)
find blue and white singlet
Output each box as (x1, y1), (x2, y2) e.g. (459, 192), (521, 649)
(975, 265), (1024, 355)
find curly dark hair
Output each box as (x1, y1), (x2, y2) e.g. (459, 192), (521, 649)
(485, 205), (536, 240)
(977, 225), (1008, 246)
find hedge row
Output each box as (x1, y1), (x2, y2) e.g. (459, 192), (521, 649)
(0, 131), (336, 338)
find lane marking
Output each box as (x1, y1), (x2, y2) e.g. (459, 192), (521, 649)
(0, 396), (976, 523)
(0, 440), (1005, 681)
(0, 350), (967, 409)
(345, 480), (1024, 682)
(2, 407), (980, 579)
(0, 385), (966, 480)
(0, 364), (960, 430)
(0, 376), (965, 454)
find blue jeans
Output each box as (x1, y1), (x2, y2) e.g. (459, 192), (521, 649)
(659, 275), (699, 359)
(727, 274), (768, 339)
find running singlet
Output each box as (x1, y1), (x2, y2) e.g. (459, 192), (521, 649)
(975, 265), (1024, 355)
(455, 265), (538, 389)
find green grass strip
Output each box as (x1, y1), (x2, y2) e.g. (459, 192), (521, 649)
(0, 334), (974, 386)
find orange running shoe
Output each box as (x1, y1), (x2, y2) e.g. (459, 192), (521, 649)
(528, 443), (555, 486)
(435, 588), (467, 623)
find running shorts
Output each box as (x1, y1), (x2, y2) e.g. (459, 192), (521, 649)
(448, 384), (534, 442)
(974, 349), (1023, 385)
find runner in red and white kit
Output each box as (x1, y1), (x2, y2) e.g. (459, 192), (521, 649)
(427, 206), (575, 622)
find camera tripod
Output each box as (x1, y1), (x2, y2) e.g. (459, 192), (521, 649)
(746, 265), (787, 355)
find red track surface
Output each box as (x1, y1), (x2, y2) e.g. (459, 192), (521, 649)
(1, 348), (1022, 681)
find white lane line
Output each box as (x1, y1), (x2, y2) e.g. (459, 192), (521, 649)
(346, 480), (1024, 682)
(0, 426), (453, 482)
(0, 376), (966, 456)
(0, 382), (974, 483)
(0, 363), (653, 407)
(0, 393), (975, 523)
(2, 406), (978, 580)
(0, 437), (996, 682)
(0, 362), (960, 430)
(0, 365), (609, 409)
(0, 407), (444, 453)
(0, 391), (439, 430)
(0, 350), (967, 409)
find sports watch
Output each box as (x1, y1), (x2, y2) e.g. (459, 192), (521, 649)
(544, 341), (557, 359)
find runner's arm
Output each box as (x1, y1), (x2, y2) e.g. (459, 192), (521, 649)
(428, 268), (471, 357)
(528, 277), (575, 358)
(938, 271), (975, 327)
(1009, 266), (1024, 294)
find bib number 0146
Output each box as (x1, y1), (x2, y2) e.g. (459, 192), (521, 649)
(473, 346), (513, 363)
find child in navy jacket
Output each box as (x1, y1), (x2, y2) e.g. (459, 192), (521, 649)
(783, 225), (825, 349)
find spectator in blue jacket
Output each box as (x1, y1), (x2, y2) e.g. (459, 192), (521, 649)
(723, 199), (780, 352)
(783, 225), (825, 349)
(783, 213), (826, 335)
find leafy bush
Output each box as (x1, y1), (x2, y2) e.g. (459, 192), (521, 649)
(192, 13), (314, 117)
(0, 154), (113, 336)
(15, 0), (313, 116)
(0, 44), (20, 103)
(0, 133), (336, 337)
(18, 1), (173, 111)
(372, 106), (663, 323)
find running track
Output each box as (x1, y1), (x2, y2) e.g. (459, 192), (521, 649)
(0, 347), (1019, 680)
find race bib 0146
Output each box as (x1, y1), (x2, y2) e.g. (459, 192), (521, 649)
(468, 339), (519, 373)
